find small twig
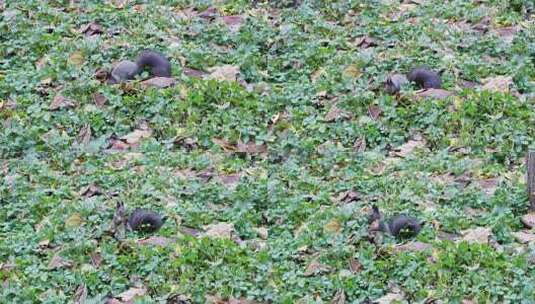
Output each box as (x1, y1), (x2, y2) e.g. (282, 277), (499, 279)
(527, 151), (535, 211)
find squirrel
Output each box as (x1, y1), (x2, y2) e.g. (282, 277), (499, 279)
(368, 205), (424, 238)
(127, 208), (166, 233)
(107, 49), (172, 84)
(407, 67), (442, 89)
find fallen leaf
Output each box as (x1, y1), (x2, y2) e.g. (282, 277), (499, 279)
(311, 68), (326, 82)
(79, 183), (102, 197)
(493, 26), (517, 44)
(481, 76), (512, 93)
(136, 236), (174, 247)
(472, 16), (490, 33)
(120, 128), (152, 145)
(49, 94), (75, 111)
(236, 141), (267, 154)
(180, 226), (202, 237)
(198, 6), (218, 19)
(218, 173), (241, 188)
(68, 51), (85, 67)
(353, 36), (377, 48)
(521, 213), (535, 229)
(167, 294), (191, 304)
(48, 254), (73, 269)
(74, 284), (87, 304)
(212, 138), (237, 152)
(221, 15), (244, 32)
(375, 292), (404, 304)
(477, 178), (500, 197)
(109, 0), (130, 9)
(512, 231), (535, 244)
(334, 190), (361, 204)
(342, 64), (360, 78)
(415, 88), (453, 100)
(183, 67), (207, 78)
(392, 138), (426, 157)
(324, 104), (350, 122)
(461, 227), (492, 244)
(394, 241), (432, 252)
(90, 252), (102, 268)
(330, 289), (346, 304)
(208, 65), (239, 81)
(80, 21), (103, 36)
(324, 218), (342, 233)
(348, 257), (362, 273)
(353, 137), (366, 152)
(140, 77), (176, 88)
(203, 222), (234, 239)
(303, 259), (332, 276)
(65, 213), (84, 228)
(78, 124), (91, 145)
(368, 105), (382, 120)
(253, 227), (268, 240)
(117, 287), (147, 302)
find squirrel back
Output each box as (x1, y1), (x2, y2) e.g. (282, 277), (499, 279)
(127, 208), (165, 232)
(136, 50), (172, 77)
(408, 67), (441, 89)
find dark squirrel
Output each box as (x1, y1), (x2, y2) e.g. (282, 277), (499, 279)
(127, 208), (166, 233)
(107, 49), (171, 84)
(368, 205), (423, 237)
(407, 67), (442, 89)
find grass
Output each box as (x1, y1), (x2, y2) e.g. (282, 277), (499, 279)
(1, 0), (535, 303)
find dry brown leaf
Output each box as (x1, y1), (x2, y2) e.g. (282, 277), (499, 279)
(48, 254), (73, 269)
(512, 231), (535, 244)
(415, 88), (453, 100)
(65, 213), (84, 228)
(237, 141), (267, 154)
(74, 284), (87, 304)
(394, 241), (432, 252)
(354, 36), (377, 48)
(140, 77), (176, 88)
(375, 292), (404, 304)
(368, 105), (382, 120)
(90, 252), (102, 268)
(203, 222), (234, 239)
(353, 137), (366, 152)
(180, 226), (202, 237)
(461, 227), (492, 244)
(80, 21), (103, 36)
(79, 183), (102, 197)
(221, 15), (244, 32)
(521, 213), (535, 229)
(218, 173), (241, 188)
(493, 26), (517, 43)
(334, 190), (361, 204)
(330, 289), (346, 304)
(49, 94), (75, 111)
(324, 218), (342, 233)
(342, 64), (360, 78)
(253, 227), (268, 240)
(117, 287), (147, 302)
(303, 259), (332, 276)
(68, 51), (85, 67)
(109, 0), (130, 9)
(120, 128), (152, 145)
(198, 6), (218, 19)
(348, 257), (362, 273)
(212, 138), (237, 152)
(481, 76), (512, 93)
(78, 124), (91, 145)
(136, 236), (174, 247)
(476, 177), (500, 196)
(311, 68), (326, 82)
(324, 104), (350, 122)
(208, 65), (239, 81)
(183, 67), (207, 78)
(472, 16), (490, 33)
(392, 138), (426, 157)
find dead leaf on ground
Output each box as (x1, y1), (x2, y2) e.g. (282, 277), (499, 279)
(324, 218), (342, 233)
(481, 76), (512, 93)
(342, 64), (360, 78)
(303, 259), (332, 276)
(512, 231), (535, 244)
(109, 0), (130, 9)
(394, 241), (432, 253)
(391, 138), (426, 157)
(253, 227), (268, 240)
(78, 123), (91, 145)
(208, 65), (239, 81)
(49, 94), (75, 110)
(353, 36), (377, 48)
(472, 16), (490, 33)
(334, 190), (361, 204)
(117, 287), (147, 302)
(65, 213), (84, 228)
(348, 257), (362, 273)
(203, 222), (234, 239)
(68, 51), (85, 67)
(107, 127), (153, 151)
(198, 6), (218, 20)
(368, 105), (382, 120)
(460, 227), (492, 244)
(375, 292), (404, 304)
(90, 252), (103, 268)
(330, 289), (346, 304)
(80, 21), (103, 37)
(493, 26), (517, 44)
(48, 254), (73, 269)
(180, 226), (202, 237)
(218, 173), (241, 188)
(415, 88), (453, 100)
(476, 177), (500, 196)
(183, 67), (207, 78)
(521, 213), (535, 229)
(136, 236), (174, 247)
(324, 104), (350, 122)
(74, 284), (87, 304)
(140, 77), (176, 88)
(167, 294), (192, 304)
(221, 15), (244, 32)
(237, 141), (268, 154)
(353, 137), (366, 152)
